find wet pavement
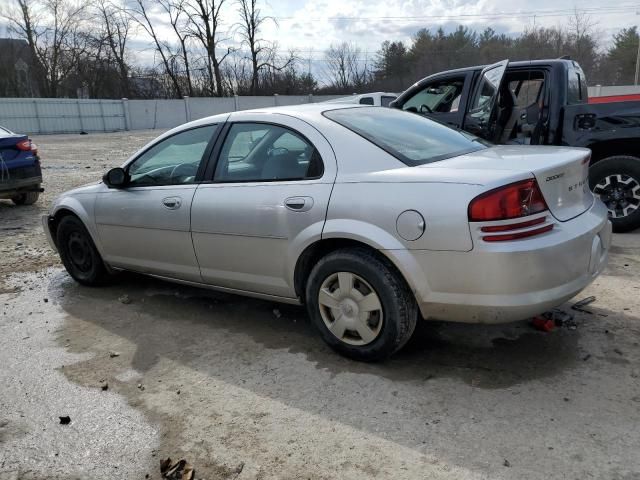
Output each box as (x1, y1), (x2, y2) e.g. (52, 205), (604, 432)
(1, 132), (640, 479)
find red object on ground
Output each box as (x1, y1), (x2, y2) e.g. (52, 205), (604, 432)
(531, 316), (556, 332)
(589, 93), (640, 104)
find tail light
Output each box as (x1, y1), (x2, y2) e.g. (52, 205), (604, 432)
(16, 138), (38, 155)
(469, 179), (553, 242)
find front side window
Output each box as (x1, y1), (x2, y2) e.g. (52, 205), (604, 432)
(128, 125), (217, 187)
(214, 123), (323, 182)
(403, 78), (465, 114)
(324, 107), (488, 166)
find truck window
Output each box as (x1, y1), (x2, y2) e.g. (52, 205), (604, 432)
(381, 95), (397, 107)
(402, 78), (465, 114)
(567, 65), (587, 105)
(509, 79), (543, 107)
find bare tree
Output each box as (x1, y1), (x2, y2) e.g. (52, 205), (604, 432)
(236, 0), (292, 94)
(95, 0), (131, 97)
(126, 0), (183, 97)
(154, 0), (194, 96)
(3, 0), (90, 97)
(184, 0), (232, 96)
(324, 42), (368, 92)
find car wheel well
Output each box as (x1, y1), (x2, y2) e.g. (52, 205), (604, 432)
(294, 238), (404, 302)
(588, 139), (640, 163)
(49, 209), (80, 248)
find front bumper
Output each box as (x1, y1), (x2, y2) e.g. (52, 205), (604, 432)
(42, 214), (58, 252)
(404, 200), (611, 323)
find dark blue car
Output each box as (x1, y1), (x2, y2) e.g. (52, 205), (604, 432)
(0, 125), (42, 205)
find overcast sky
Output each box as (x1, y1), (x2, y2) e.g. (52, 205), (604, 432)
(3, 0), (640, 81)
(238, 0), (637, 54)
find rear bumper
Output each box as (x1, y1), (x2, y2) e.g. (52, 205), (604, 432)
(0, 160), (42, 196)
(404, 200), (611, 323)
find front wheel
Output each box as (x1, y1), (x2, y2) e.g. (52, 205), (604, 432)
(305, 248), (418, 361)
(56, 215), (110, 286)
(590, 156), (640, 233)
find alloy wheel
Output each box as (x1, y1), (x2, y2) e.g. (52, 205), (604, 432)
(593, 174), (640, 218)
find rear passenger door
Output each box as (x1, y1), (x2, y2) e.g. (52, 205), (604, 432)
(191, 113), (337, 298)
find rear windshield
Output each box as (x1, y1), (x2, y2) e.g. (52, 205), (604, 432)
(323, 107), (487, 166)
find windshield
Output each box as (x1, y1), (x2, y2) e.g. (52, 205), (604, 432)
(323, 107), (488, 166)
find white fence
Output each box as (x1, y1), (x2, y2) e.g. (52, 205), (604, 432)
(0, 94), (342, 134)
(588, 85), (640, 97)
(2, 87), (637, 135)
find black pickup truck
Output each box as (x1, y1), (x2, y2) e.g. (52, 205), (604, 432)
(391, 59), (640, 232)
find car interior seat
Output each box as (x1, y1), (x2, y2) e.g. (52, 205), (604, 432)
(261, 151), (305, 180)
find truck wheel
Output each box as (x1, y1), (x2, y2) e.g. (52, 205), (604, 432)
(590, 156), (640, 233)
(12, 190), (40, 205)
(56, 215), (110, 286)
(305, 248), (418, 362)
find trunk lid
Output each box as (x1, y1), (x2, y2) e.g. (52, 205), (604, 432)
(0, 134), (28, 162)
(423, 145), (594, 221)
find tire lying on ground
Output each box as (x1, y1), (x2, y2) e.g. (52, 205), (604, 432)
(305, 247), (418, 362)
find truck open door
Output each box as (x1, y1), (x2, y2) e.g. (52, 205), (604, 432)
(463, 60), (509, 140)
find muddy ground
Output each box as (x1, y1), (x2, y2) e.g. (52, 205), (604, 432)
(1, 131), (640, 480)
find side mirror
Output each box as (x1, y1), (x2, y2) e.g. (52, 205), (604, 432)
(103, 167), (128, 188)
(388, 99), (399, 109)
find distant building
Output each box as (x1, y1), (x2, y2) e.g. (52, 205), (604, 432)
(0, 38), (40, 97)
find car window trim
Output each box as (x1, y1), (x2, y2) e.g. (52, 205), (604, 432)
(201, 120), (325, 184)
(123, 123), (220, 188)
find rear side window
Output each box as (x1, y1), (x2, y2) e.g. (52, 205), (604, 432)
(324, 107), (488, 166)
(359, 97), (374, 105)
(567, 64), (588, 105)
(214, 123), (323, 182)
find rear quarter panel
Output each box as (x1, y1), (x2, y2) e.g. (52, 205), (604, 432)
(562, 101), (640, 149)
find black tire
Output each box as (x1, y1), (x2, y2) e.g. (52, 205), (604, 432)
(590, 156), (640, 233)
(305, 248), (418, 362)
(11, 190), (40, 205)
(56, 215), (110, 286)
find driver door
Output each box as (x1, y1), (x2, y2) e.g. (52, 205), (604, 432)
(463, 59), (508, 139)
(94, 124), (219, 281)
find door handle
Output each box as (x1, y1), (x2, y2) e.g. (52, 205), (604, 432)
(162, 196), (182, 210)
(285, 196), (313, 212)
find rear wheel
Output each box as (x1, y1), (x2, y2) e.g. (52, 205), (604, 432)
(11, 189), (40, 205)
(56, 215), (110, 285)
(305, 248), (418, 361)
(590, 156), (640, 233)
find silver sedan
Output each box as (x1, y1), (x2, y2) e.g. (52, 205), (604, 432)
(43, 105), (611, 361)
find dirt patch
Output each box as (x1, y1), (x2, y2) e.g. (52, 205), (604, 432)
(0, 130), (158, 292)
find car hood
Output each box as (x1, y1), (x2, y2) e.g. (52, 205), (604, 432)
(62, 181), (104, 196)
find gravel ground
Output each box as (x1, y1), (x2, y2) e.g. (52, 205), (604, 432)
(1, 131), (639, 480)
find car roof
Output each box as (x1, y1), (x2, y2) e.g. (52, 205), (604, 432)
(419, 58), (574, 79)
(158, 103), (371, 140)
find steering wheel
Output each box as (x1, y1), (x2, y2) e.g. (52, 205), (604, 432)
(420, 104), (433, 114)
(169, 163), (196, 183)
